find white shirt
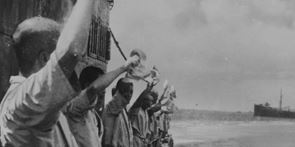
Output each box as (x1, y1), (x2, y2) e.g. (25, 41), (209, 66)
(0, 52), (78, 147)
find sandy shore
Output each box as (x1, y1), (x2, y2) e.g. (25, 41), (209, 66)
(171, 120), (295, 147)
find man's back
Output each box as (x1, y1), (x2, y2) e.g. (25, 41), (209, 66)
(0, 0), (106, 146)
(0, 54), (77, 147)
(64, 92), (103, 147)
(66, 110), (102, 147)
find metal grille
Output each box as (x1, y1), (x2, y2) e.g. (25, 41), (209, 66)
(87, 16), (111, 62)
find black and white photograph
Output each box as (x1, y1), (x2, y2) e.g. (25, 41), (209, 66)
(1, 0), (295, 147)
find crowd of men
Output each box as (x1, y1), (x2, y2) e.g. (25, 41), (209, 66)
(0, 0), (176, 147)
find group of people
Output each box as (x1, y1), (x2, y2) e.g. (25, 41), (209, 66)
(128, 83), (176, 147)
(102, 78), (176, 147)
(0, 0), (176, 147)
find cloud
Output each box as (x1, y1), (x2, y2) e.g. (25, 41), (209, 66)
(163, 0), (295, 78)
(109, 0), (295, 111)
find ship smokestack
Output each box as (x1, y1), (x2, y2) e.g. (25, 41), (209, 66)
(279, 88), (283, 111)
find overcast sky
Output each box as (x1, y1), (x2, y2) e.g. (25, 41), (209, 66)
(105, 0), (295, 111)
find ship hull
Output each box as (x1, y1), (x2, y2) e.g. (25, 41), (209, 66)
(254, 104), (295, 118)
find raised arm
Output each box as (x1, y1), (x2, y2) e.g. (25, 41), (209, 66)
(2, 0), (97, 129)
(147, 104), (162, 117)
(56, 0), (95, 79)
(86, 56), (139, 98)
(64, 56), (140, 117)
(34, 0), (96, 110)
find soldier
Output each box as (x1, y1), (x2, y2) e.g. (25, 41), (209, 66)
(129, 90), (155, 147)
(102, 78), (134, 147)
(0, 0), (139, 146)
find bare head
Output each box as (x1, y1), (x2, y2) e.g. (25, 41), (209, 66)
(79, 66), (105, 110)
(115, 78), (134, 104)
(13, 16), (60, 77)
(79, 66), (104, 89)
(142, 92), (154, 110)
(132, 90), (157, 110)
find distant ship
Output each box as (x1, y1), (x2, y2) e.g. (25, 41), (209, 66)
(254, 89), (295, 118)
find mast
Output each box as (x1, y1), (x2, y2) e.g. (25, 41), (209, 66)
(279, 88), (283, 111)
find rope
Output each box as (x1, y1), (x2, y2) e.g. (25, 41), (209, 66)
(109, 28), (151, 84)
(109, 28), (127, 61)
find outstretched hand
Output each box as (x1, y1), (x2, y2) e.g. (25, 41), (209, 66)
(124, 55), (140, 70)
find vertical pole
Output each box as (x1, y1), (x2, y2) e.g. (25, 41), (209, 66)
(279, 88), (283, 111)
